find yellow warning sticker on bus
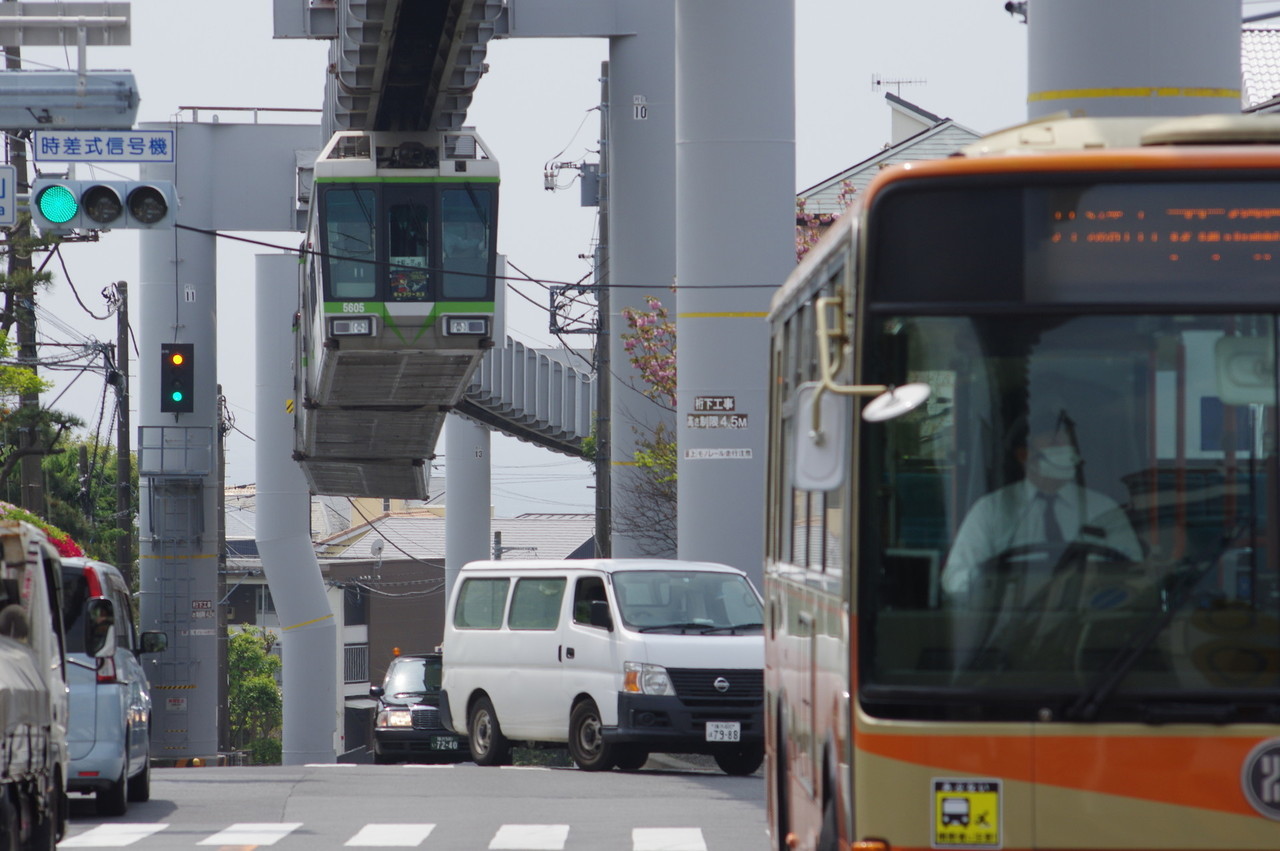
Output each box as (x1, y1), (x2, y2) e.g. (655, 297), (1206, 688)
(932, 779), (1001, 849)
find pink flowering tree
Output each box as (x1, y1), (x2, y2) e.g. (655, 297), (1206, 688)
(614, 296), (679, 555)
(620, 296), (676, 409)
(796, 179), (856, 262)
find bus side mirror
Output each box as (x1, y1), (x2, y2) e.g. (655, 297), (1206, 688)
(792, 382), (849, 491)
(791, 381), (931, 492)
(85, 597), (116, 658)
(589, 599), (614, 631)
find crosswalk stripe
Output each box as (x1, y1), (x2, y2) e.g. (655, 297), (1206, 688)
(59, 823), (170, 847)
(488, 823), (570, 850)
(58, 820), (713, 848)
(197, 823), (303, 846)
(632, 827), (708, 851)
(346, 823), (437, 846)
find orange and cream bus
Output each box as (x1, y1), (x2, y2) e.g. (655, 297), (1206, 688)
(765, 114), (1280, 851)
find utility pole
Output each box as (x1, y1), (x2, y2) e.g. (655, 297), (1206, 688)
(6, 38), (42, 514)
(594, 62), (611, 558)
(114, 282), (133, 587)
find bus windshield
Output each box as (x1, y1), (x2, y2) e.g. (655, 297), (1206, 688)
(859, 312), (1280, 721)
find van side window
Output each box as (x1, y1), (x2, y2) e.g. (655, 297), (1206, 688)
(454, 578), (510, 629)
(572, 577), (608, 626)
(508, 578), (565, 630)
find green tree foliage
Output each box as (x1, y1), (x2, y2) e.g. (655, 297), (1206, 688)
(40, 435), (137, 564)
(0, 330), (50, 400)
(227, 626), (283, 765)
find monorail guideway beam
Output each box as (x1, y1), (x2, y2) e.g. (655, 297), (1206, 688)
(275, 0), (501, 136)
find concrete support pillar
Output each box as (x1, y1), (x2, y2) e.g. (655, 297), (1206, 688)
(256, 253), (337, 765)
(1028, 0), (1239, 119)
(602, 2), (678, 557)
(500, 0), (678, 557)
(138, 124), (221, 760)
(674, 0), (794, 588)
(137, 120), (321, 760)
(445, 414), (492, 606)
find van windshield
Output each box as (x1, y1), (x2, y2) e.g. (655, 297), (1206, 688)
(612, 571), (763, 633)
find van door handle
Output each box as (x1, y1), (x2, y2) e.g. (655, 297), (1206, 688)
(565, 647), (575, 660)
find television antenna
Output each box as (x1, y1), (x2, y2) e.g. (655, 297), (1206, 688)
(871, 74), (927, 97)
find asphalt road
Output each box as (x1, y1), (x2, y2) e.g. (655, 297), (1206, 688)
(60, 758), (769, 849)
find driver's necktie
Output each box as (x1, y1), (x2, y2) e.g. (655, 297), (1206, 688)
(1039, 492), (1064, 543)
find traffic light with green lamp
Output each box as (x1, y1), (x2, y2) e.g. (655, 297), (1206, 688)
(160, 343), (194, 413)
(30, 179), (176, 234)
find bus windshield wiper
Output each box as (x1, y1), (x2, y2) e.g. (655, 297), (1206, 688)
(1064, 536), (1234, 722)
(636, 622), (718, 633)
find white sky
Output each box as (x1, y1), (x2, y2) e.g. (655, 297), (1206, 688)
(22, 1), (1276, 516)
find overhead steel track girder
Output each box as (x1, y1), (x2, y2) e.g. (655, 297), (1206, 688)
(328, 0), (501, 133)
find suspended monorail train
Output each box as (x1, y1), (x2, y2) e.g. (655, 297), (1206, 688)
(293, 129), (499, 498)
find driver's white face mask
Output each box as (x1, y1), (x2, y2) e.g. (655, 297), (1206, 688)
(1035, 445), (1080, 480)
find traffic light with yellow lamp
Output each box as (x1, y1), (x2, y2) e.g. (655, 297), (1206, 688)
(160, 343), (194, 414)
(30, 179), (176, 234)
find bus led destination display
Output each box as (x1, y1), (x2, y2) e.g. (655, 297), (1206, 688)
(1032, 183), (1280, 302)
(869, 178), (1280, 306)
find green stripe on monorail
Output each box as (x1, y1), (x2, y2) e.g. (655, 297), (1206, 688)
(323, 300), (496, 344)
(313, 176), (500, 183)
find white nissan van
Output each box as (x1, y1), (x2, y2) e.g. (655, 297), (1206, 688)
(439, 558), (764, 774)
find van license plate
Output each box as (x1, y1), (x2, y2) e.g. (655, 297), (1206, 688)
(705, 722), (741, 742)
(432, 736), (460, 749)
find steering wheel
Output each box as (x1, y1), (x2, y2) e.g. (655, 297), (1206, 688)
(979, 541), (1135, 578)
(959, 541), (1138, 676)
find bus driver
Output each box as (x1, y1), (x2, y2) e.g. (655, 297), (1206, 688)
(940, 412), (1143, 600)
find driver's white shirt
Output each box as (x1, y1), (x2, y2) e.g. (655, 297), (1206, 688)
(940, 479), (1142, 597)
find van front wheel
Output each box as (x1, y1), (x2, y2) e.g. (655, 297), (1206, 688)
(714, 743), (764, 776)
(568, 700), (615, 771)
(467, 696), (512, 766)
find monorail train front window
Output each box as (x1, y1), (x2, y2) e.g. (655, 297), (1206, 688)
(441, 188), (492, 299)
(387, 195), (431, 301)
(859, 313), (1280, 722)
(324, 187), (377, 299)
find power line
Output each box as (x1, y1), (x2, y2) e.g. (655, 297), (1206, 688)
(172, 223), (780, 290)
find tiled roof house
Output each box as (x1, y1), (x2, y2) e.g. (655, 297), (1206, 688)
(1244, 28), (1280, 111)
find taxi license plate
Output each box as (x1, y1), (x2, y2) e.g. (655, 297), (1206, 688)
(432, 736), (460, 750)
(705, 722), (741, 742)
